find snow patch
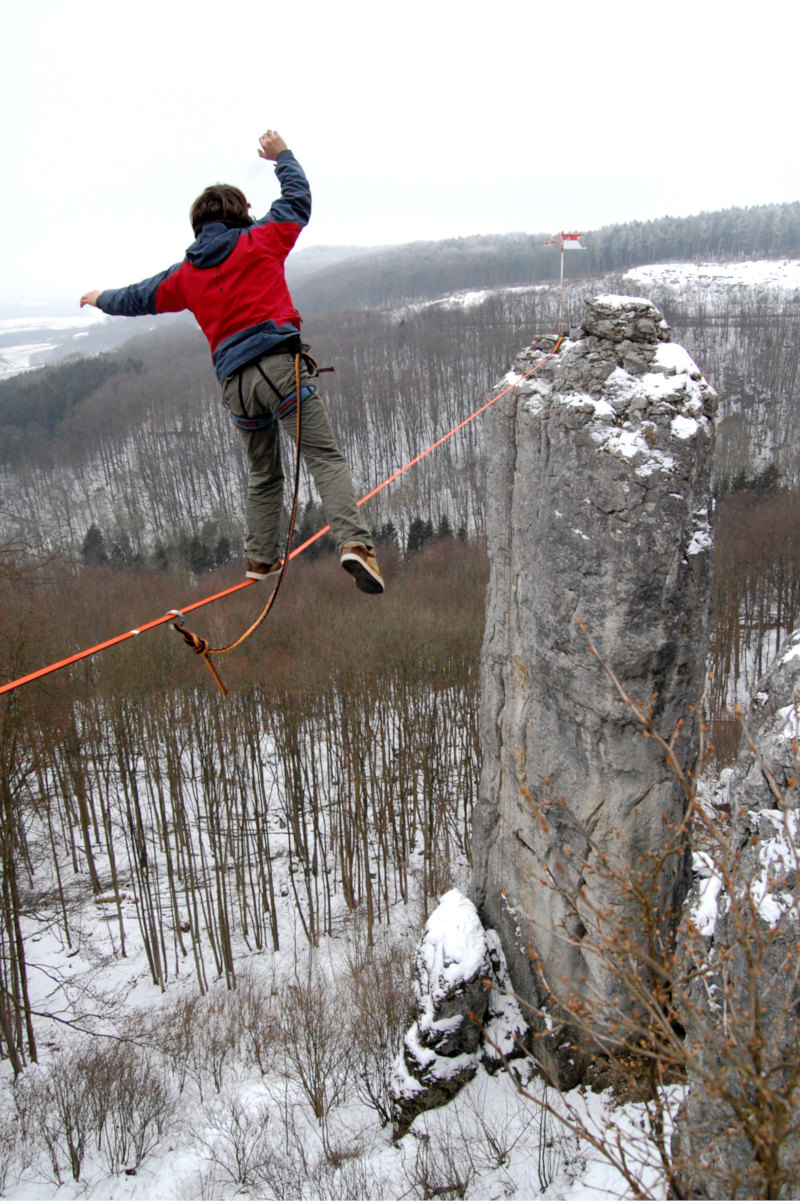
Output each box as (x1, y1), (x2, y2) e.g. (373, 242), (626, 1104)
(778, 630), (800, 666)
(591, 423), (676, 476)
(686, 508), (713, 556)
(417, 888), (488, 1010)
(748, 808), (800, 926)
(653, 340), (702, 378)
(672, 414), (700, 440)
(592, 293), (656, 309)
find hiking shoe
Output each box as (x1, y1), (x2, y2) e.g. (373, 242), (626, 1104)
(340, 543), (385, 594)
(246, 559), (283, 581)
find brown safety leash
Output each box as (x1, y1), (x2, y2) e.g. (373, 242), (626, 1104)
(170, 352), (306, 695)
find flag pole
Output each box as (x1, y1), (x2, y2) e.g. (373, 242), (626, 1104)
(558, 233), (565, 333)
(546, 231), (584, 335)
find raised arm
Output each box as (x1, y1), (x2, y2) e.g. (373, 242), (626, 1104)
(255, 129), (311, 229)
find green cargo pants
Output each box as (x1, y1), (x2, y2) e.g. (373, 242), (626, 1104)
(222, 351), (373, 566)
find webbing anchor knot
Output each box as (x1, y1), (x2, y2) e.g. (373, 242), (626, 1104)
(168, 611), (228, 696)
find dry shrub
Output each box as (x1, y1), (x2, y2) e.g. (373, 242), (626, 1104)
(276, 964), (353, 1123)
(13, 1052), (94, 1184)
(188, 1088), (386, 1201)
(89, 1041), (175, 1175)
(0, 1092), (18, 1194)
(345, 926), (416, 1125)
(400, 1126), (477, 1201)
(136, 995), (203, 1095)
(234, 961), (281, 1077)
(12, 1038), (173, 1183)
(136, 984), (243, 1100)
(190, 1090), (275, 1197)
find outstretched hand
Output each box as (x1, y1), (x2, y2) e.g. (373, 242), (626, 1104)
(258, 129), (288, 161)
(80, 291), (101, 308)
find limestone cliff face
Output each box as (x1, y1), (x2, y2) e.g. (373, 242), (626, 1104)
(672, 631), (800, 1198)
(471, 296), (716, 1084)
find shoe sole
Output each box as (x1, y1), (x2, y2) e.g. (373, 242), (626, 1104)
(341, 556), (385, 594)
(245, 568), (282, 581)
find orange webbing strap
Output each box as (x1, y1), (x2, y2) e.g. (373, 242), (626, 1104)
(0, 338), (562, 699)
(169, 352), (305, 694)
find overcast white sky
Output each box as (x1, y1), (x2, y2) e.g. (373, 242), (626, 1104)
(1, 0), (798, 309)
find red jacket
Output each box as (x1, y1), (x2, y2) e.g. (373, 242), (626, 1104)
(97, 150), (310, 382)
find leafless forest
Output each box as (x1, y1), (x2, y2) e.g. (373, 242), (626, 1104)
(2, 224), (800, 1157)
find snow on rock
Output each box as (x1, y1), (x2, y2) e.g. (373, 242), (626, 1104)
(400, 889), (490, 1062)
(686, 507), (713, 558)
(712, 628), (800, 928)
(481, 928), (529, 1070)
(511, 296), (716, 486)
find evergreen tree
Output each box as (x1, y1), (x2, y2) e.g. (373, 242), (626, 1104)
(407, 516), (434, 553)
(213, 536), (233, 567)
(152, 541), (170, 573)
(81, 524), (107, 565)
(376, 521), (398, 549)
(108, 532), (136, 568)
(186, 535), (212, 575)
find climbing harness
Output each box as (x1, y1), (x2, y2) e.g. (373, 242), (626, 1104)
(230, 385), (316, 431)
(229, 346), (326, 431)
(0, 334), (565, 700)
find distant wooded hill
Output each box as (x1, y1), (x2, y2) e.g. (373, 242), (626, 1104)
(1, 197), (800, 572)
(291, 200), (800, 312)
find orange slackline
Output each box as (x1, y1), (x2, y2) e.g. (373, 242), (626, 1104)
(0, 338), (562, 699)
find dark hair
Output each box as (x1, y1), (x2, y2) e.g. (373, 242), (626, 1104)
(190, 184), (253, 235)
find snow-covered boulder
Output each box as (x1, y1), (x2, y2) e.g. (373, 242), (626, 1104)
(391, 890), (526, 1134)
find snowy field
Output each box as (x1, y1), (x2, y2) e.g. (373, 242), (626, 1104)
(0, 310), (107, 379)
(624, 258), (800, 303)
(0, 307), (171, 380)
(4, 259), (800, 383)
(3, 853), (672, 1202)
(396, 259), (800, 320)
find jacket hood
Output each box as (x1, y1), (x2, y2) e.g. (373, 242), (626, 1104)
(185, 222), (247, 268)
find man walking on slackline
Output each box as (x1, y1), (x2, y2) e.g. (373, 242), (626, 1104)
(80, 128), (384, 594)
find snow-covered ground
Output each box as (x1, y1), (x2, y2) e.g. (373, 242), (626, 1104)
(0, 310), (107, 379)
(5, 259), (800, 383)
(394, 283), (548, 319)
(0, 307), (174, 380)
(624, 258), (800, 303)
(392, 258), (800, 323)
(3, 852), (674, 1201)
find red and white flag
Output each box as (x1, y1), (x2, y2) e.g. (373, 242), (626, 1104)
(546, 231), (585, 250)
